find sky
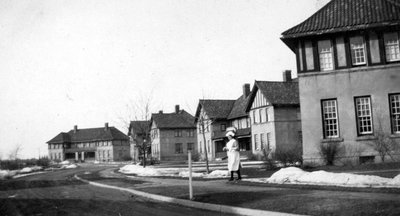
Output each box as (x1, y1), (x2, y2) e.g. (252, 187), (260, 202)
(0, 0), (330, 159)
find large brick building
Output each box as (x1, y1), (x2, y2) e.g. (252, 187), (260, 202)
(281, 0), (400, 165)
(47, 123), (130, 162)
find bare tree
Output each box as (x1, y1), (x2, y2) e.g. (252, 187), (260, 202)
(116, 93), (155, 168)
(196, 100), (215, 174)
(8, 144), (23, 160)
(368, 117), (399, 162)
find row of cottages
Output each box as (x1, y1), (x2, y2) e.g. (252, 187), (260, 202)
(281, 0), (400, 165)
(47, 123), (130, 162)
(195, 71), (301, 161)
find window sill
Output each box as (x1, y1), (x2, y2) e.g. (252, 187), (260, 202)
(390, 134), (400, 139)
(321, 137), (344, 143)
(356, 135), (377, 141)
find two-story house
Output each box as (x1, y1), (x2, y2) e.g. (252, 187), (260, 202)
(128, 120), (150, 162)
(150, 105), (197, 161)
(47, 123), (130, 162)
(245, 71), (301, 159)
(195, 84), (252, 161)
(281, 0), (400, 165)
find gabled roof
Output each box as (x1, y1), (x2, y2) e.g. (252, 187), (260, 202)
(151, 110), (196, 129)
(282, 0), (400, 39)
(128, 121), (150, 136)
(47, 126), (129, 144)
(227, 95), (251, 120)
(246, 81), (299, 111)
(195, 99), (236, 121)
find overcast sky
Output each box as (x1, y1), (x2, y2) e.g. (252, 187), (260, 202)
(0, 0), (330, 159)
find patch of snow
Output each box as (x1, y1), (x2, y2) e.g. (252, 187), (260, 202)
(205, 170), (229, 178)
(261, 167), (400, 188)
(61, 164), (78, 169)
(19, 167), (33, 174)
(179, 171), (205, 178)
(59, 160), (71, 165)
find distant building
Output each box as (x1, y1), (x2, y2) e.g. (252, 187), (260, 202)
(128, 121), (150, 162)
(47, 123), (130, 162)
(195, 84), (252, 161)
(150, 105), (197, 161)
(245, 71), (301, 159)
(281, 0), (400, 165)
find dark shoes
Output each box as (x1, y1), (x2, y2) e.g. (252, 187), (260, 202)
(228, 178), (234, 182)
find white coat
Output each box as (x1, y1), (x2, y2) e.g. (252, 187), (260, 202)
(225, 139), (241, 172)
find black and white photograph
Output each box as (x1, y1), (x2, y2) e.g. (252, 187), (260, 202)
(1, 0), (400, 215)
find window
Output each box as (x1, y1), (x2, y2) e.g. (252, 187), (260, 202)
(265, 108), (269, 122)
(389, 94), (400, 134)
(259, 109), (263, 122)
(175, 129), (182, 137)
(175, 143), (183, 154)
(318, 40), (334, 71)
(254, 134), (259, 150)
(252, 110), (256, 123)
(187, 129), (194, 137)
(187, 143), (194, 151)
(350, 36), (366, 65)
(384, 32), (400, 62)
(355, 96), (373, 135)
(321, 99), (339, 138)
(266, 133), (272, 150)
(246, 117), (250, 128)
(221, 124), (226, 131)
(260, 133), (265, 150)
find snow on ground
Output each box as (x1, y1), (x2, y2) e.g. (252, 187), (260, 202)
(119, 164), (229, 178)
(245, 167), (400, 188)
(119, 165), (400, 188)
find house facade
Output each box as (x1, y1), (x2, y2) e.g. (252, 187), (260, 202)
(195, 84), (253, 161)
(128, 121), (150, 162)
(281, 0), (400, 165)
(245, 71), (302, 160)
(47, 123), (130, 162)
(150, 105), (197, 161)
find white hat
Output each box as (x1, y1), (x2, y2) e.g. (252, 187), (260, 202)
(226, 131), (235, 137)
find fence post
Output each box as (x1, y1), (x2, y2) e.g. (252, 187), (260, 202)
(188, 151), (193, 200)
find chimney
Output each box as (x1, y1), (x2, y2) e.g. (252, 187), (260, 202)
(175, 105), (180, 114)
(243, 83), (250, 97)
(283, 70), (292, 82)
(159, 110), (163, 114)
(105, 122), (109, 131)
(74, 125), (78, 133)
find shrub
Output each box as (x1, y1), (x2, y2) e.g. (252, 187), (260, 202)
(274, 146), (303, 166)
(122, 155), (132, 161)
(319, 141), (344, 166)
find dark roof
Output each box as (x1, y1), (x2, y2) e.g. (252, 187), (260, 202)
(282, 0), (400, 39)
(195, 100), (236, 120)
(246, 81), (299, 111)
(128, 121), (150, 136)
(47, 126), (129, 144)
(227, 95), (251, 120)
(151, 110), (196, 129)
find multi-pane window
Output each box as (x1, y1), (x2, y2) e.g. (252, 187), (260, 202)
(266, 132), (271, 150)
(187, 129), (194, 137)
(252, 110), (256, 123)
(260, 133), (265, 150)
(321, 99), (339, 138)
(318, 40), (334, 71)
(175, 143), (183, 154)
(384, 32), (400, 62)
(350, 36), (366, 65)
(254, 134), (259, 150)
(355, 96), (373, 135)
(175, 129), (182, 137)
(221, 124), (226, 131)
(187, 143), (194, 152)
(390, 94), (400, 134)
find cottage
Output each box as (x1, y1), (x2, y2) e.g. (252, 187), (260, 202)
(47, 123), (130, 162)
(245, 71), (301, 160)
(281, 0), (400, 165)
(150, 105), (197, 161)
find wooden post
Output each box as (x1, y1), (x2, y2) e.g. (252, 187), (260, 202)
(188, 151), (193, 200)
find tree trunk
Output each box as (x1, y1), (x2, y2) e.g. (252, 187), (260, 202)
(200, 119), (210, 173)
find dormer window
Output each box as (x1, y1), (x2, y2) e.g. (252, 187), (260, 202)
(318, 40), (334, 71)
(384, 32), (400, 62)
(350, 36), (366, 66)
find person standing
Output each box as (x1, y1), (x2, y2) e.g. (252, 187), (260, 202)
(223, 131), (241, 181)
